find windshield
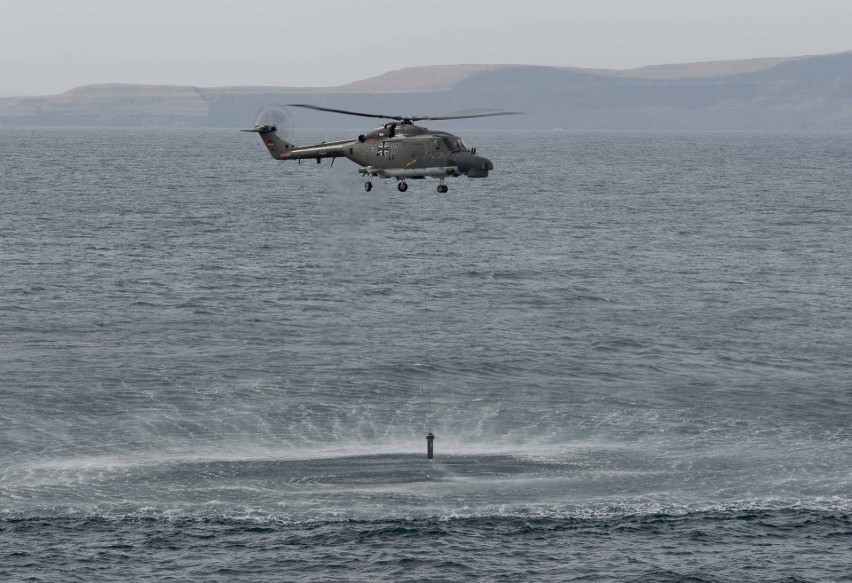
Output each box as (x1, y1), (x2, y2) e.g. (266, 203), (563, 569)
(443, 137), (469, 152)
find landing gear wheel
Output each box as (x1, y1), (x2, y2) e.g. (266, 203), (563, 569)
(437, 184), (448, 193)
(364, 181), (372, 192)
(397, 181), (408, 192)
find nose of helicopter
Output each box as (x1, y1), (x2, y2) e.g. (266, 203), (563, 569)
(453, 153), (494, 177)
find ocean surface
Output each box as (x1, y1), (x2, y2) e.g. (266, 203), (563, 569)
(1, 127), (851, 581)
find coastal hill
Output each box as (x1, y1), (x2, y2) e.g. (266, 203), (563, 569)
(2, 51), (851, 129)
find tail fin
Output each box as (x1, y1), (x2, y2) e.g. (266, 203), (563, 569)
(241, 124), (296, 159)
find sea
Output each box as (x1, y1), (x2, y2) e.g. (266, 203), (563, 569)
(1, 127), (851, 582)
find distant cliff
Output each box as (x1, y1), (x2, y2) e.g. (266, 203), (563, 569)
(2, 52), (851, 130)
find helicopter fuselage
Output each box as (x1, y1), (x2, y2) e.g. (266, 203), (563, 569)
(250, 121), (494, 189)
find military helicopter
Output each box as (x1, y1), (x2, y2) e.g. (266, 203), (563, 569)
(243, 104), (518, 192)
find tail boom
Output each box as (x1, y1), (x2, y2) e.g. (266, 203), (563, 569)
(243, 124), (354, 161)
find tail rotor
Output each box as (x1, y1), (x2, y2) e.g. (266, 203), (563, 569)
(243, 104), (297, 159)
(252, 104), (294, 141)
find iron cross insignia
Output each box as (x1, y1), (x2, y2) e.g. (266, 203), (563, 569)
(377, 142), (390, 157)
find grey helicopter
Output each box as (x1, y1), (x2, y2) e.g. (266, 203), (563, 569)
(244, 104), (518, 192)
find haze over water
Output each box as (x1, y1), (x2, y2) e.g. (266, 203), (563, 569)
(1, 128), (851, 581)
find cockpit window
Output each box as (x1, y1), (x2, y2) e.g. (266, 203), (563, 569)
(442, 138), (469, 152)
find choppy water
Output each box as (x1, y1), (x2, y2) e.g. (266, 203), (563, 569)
(1, 128), (851, 581)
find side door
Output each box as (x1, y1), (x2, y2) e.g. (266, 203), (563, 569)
(405, 139), (428, 169)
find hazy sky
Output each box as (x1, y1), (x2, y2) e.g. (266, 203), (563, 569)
(2, 0), (852, 96)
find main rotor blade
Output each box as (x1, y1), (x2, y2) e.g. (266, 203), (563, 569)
(410, 111), (523, 121)
(288, 104), (406, 121)
(288, 103), (523, 122)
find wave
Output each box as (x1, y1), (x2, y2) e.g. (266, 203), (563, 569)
(3, 498), (851, 529)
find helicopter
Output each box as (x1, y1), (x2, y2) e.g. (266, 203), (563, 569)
(243, 104), (518, 192)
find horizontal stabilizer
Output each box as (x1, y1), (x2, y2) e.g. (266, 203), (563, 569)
(241, 124), (277, 133)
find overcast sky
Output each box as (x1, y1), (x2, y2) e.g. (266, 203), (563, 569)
(2, 0), (852, 96)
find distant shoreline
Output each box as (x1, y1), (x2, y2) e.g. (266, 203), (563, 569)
(2, 51), (851, 130)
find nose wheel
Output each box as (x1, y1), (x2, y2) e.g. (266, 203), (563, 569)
(437, 179), (448, 193)
(364, 181), (372, 192)
(397, 180), (408, 192)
